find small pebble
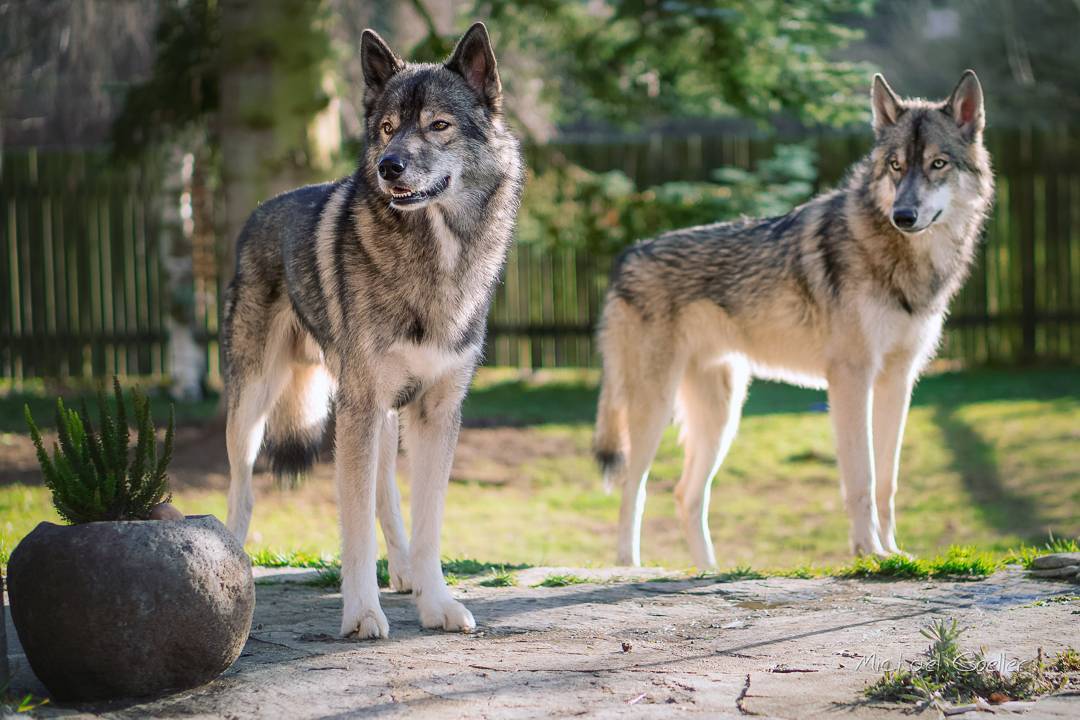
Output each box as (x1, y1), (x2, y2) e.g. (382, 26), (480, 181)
(149, 503), (185, 521)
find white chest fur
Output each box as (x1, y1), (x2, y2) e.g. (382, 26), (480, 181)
(392, 341), (470, 380)
(428, 208), (461, 272)
(857, 296), (943, 371)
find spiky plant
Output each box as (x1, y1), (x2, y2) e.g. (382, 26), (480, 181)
(24, 378), (174, 524)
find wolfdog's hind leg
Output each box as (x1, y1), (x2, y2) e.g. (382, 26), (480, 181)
(615, 355), (680, 567)
(224, 314), (295, 544)
(376, 410), (411, 592)
(674, 358), (750, 570)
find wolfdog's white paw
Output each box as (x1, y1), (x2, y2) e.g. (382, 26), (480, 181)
(388, 559), (413, 593)
(879, 536), (910, 557)
(417, 594), (476, 633)
(851, 535), (889, 558)
(340, 605), (390, 640)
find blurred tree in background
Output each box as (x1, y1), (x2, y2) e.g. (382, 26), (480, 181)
(109, 0), (339, 397)
(107, 0), (876, 263)
(366, 0), (870, 254)
(101, 0), (877, 389)
(479, 0), (873, 137)
(27, 1), (1080, 382)
(847, 0), (1080, 127)
(112, 0), (339, 262)
(519, 144), (818, 254)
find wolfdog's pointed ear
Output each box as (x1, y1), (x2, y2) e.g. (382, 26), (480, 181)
(871, 74), (903, 134)
(446, 22), (501, 111)
(361, 29), (403, 94)
(945, 70), (984, 140)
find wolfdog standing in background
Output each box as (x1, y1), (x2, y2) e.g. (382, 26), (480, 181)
(594, 71), (993, 568)
(223, 23), (524, 638)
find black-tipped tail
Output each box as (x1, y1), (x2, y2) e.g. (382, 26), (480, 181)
(265, 436), (321, 480)
(594, 449), (624, 475)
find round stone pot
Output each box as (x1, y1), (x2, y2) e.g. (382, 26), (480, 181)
(7, 514), (255, 702)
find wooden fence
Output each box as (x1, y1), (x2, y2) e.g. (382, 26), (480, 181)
(2, 127), (1078, 383)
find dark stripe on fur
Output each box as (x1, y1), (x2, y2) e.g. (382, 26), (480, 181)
(894, 290), (914, 315)
(817, 194), (847, 298)
(392, 376), (422, 409)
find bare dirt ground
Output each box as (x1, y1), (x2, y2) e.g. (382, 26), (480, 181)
(0, 420), (574, 491)
(9, 568), (1079, 719)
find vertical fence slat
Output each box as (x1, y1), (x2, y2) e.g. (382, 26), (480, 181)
(3, 133), (1078, 379)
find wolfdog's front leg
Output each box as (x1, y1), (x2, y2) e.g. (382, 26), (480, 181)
(872, 361), (915, 555)
(335, 385), (389, 639)
(402, 371), (475, 632)
(827, 361), (887, 557)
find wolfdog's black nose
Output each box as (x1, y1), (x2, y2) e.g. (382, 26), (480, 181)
(892, 207), (918, 229)
(378, 155), (406, 181)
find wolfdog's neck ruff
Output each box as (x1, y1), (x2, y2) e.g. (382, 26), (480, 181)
(289, 65), (524, 362)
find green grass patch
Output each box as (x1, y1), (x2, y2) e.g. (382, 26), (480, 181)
(442, 558), (531, 576)
(305, 565), (342, 589)
(478, 567), (518, 587)
(702, 565), (767, 582)
(838, 546), (999, 580)
(2, 692), (50, 714)
(865, 619), (1078, 706)
(534, 573), (589, 587)
(248, 548), (337, 568)
(296, 560), (390, 590)
(3, 368), (1077, 573)
(262, 556), (528, 591)
(1026, 595), (1080, 608)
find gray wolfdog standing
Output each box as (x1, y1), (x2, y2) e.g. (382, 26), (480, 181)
(223, 23), (524, 638)
(594, 71), (993, 568)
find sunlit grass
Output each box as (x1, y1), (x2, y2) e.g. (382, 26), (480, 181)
(1, 367), (1076, 573)
(837, 546), (999, 580)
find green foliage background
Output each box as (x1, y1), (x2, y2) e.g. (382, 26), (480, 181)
(518, 143), (818, 253)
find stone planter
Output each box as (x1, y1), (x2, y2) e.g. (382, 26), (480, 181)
(7, 515), (254, 701)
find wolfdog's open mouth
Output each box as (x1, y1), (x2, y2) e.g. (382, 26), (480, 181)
(388, 176), (450, 207)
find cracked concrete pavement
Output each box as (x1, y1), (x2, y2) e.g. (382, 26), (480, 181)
(7, 567), (1080, 718)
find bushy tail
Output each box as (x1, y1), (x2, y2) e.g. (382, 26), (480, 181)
(593, 305), (630, 493)
(264, 362), (334, 485)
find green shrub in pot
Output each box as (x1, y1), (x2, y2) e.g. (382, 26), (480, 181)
(9, 379), (255, 702)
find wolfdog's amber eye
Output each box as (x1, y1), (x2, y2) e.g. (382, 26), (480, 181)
(889, 158), (902, 172)
(931, 158), (948, 170)
(381, 122), (393, 136)
(430, 120), (450, 131)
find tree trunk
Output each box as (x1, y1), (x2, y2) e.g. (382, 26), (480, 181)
(161, 146), (204, 400)
(216, 0), (339, 288)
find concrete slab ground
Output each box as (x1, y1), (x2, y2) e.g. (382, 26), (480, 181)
(7, 568), (1079, 718)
